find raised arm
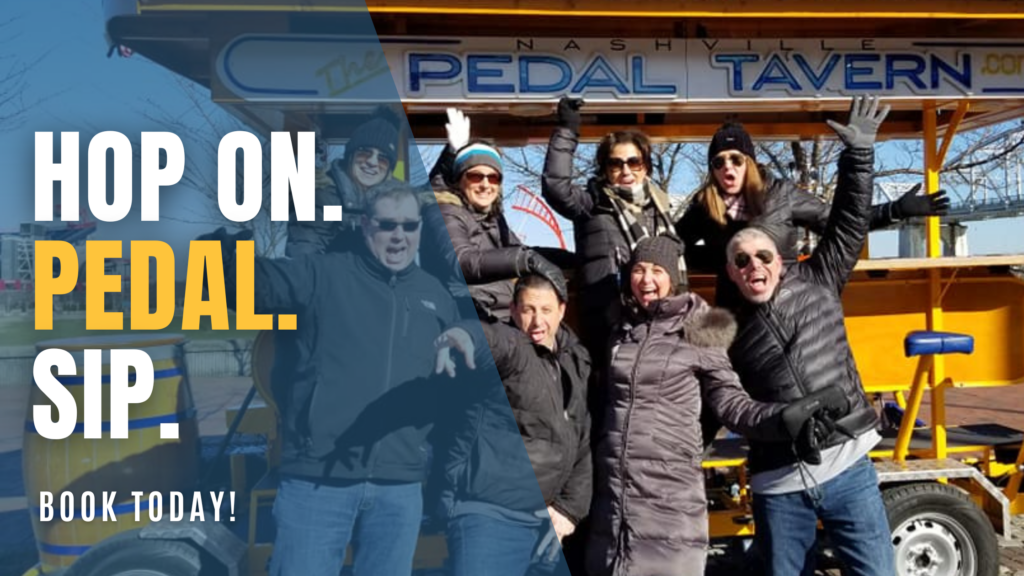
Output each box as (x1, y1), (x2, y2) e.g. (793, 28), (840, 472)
(429, 108), (471, 191)
(205, 227), (318, 314)
(803, 96), (888, 293)
(868, 184), (951, 230)
(795, 183), (950, 235)
(541, 98), (595, 220)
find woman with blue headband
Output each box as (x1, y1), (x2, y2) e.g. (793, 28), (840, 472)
(427, 109), (573, 322)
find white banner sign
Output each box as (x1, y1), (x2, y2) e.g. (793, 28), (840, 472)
(216, 35), (1024, 103)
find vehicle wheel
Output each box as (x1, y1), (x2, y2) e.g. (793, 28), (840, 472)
(67, 534), (202, 576)
(883, 482), (999, 576)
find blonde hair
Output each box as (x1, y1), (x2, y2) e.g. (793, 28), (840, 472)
(695, 154), (766, 226)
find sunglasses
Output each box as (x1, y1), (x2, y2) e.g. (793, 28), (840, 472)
(711, 153), (746, 170)
(733, 249), (775, 269)
(354, 147), (391, 170)
(373, 218), (421, 233)
(464, 171), (503, 185)
(607, 156), (645, 172)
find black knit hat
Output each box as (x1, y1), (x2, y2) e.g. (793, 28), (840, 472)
(708, 122), (756, 166)
(345, 113), (400, 166)
(630, 236), (687, 289)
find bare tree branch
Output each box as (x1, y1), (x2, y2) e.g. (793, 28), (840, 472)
(131, 79), (287, 256)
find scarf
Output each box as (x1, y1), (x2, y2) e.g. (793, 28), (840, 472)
(724, 192), (748, 221)
(602, 180), (679, 253)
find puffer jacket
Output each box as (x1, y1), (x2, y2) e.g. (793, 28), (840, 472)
(541, 126), (678, 361)
(728, 146), (880, 476)
(433, 190), (523, 321)
(441, 322), (592, 522)
(588, 293), (785, 576)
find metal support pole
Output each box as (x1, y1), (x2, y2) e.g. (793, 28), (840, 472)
(894, 355), (932, 463)
(923, 101), (947, 460)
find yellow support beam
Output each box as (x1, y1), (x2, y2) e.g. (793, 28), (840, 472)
(894, 355), (932, 463)
(936, 102), (970, 167)
(919, 101), (972, 463)
(1006, 438), (1024, 507)
(922, 101), (948, 461)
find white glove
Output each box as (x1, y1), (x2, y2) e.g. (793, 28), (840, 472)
(533, 510), (562, 563)
(445, 108), (471, 151)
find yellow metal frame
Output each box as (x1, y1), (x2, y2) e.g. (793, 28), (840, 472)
(918, 101), (968, 461)
(96, 0), (1024, 560)
(137, 0), (1024, 19)
(1008, 444), (1024, 514)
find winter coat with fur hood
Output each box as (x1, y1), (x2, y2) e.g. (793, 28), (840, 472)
(588, 293), (785, 576)
(432, 189), (523, 321)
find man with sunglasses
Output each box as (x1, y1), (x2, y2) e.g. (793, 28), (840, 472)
(208, 180), (484, 576)
(724, 96), (896, 576)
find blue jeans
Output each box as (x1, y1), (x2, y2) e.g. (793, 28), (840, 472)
(447, 513), (569, 576)
(270, 477), (423, 576)
(752, 457), (894, 576)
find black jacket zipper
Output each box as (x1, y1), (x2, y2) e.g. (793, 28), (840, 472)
(759, 304), (809, 398)
(544, 349), (574, 499)
(367, 274), (399, 478)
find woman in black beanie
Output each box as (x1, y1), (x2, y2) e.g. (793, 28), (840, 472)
(287, 107), (402, 257)
(677, 120), (950, 310)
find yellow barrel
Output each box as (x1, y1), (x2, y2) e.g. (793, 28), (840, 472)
(23, 334), (199, 572)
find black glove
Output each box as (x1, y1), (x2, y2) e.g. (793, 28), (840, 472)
(516, 249), (569, 303)
(794, 414), (834, 465)
(780, 385), (849, 439)
(556, 97), (584, 133)
(780, 386), (849, 465)
(891, 183), (951, 220)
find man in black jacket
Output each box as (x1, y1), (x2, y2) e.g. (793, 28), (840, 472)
(214, 181), (479, 576)
(724, 96), (895, 576)
(436, 272), (590, 576)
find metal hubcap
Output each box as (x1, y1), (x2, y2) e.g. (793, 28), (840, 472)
(892, 513), (977, 576)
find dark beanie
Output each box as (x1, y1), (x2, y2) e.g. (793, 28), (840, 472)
(345, 116), (399, 166)
(630, 236), (687, 289)
(708, 122), (756, 166)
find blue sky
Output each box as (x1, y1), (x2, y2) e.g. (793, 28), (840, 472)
(0, 1), (220, 261)
(1, 0), (1021, 274)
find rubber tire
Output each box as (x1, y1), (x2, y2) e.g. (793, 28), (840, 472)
(66, 533), (202, 576)
(883, 482), (999, 576)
